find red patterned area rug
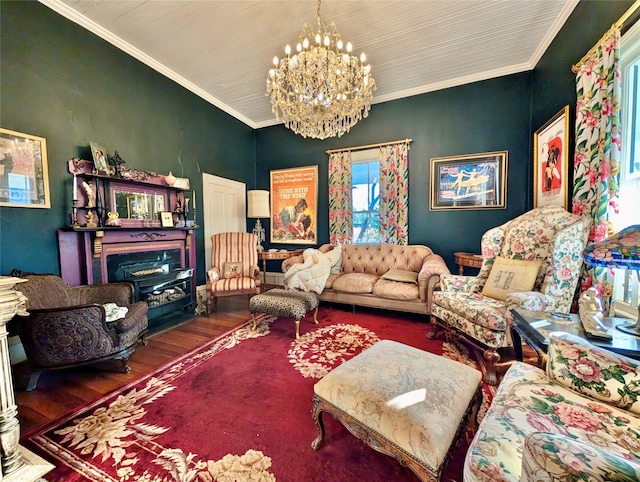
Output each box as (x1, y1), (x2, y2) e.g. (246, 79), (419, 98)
(24, 306), (494, 482)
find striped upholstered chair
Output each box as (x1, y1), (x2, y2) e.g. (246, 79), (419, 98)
(206, 232), (261, 313)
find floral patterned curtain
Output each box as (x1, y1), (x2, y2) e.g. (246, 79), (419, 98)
(328, 151), (353, 244)
(572, 29), (622, 315)
(379, 143), (409, 244)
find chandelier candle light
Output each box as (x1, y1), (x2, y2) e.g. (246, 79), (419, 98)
(266, 0), (376, 139)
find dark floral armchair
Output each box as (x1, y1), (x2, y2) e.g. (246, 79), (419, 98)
(10, 274), (148, 390)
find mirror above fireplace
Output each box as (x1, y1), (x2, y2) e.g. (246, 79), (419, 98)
(113, 189), (165, 221)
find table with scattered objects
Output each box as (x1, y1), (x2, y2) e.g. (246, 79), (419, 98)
(257, 249), (304, 285)
(510, 308), (640, 367)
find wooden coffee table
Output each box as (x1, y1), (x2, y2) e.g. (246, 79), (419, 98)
(511, 308), (640, 367)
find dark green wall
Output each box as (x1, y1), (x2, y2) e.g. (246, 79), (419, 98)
(0, 1), (255, 284)
(0, 0), (633, 278)
(256, 73), (533, 268)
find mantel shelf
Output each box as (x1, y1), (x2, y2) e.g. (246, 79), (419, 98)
(62, 226), (200, 232)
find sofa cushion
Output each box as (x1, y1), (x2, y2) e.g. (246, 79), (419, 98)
(372, 278), (420, 300)
(331, 273), (379, 294)
(481, 256), (542, 301)
(464, 362), (640, 482)
(547, 332), (640, 415)
(432, 291), (507, 331)
(380, 268), (418, 284)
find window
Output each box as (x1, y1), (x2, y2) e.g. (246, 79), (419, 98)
(614, 24), (640, 318)
(351, 149), (380, 244)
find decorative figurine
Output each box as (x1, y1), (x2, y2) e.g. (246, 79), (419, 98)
(578, 287), (612, 340)
(85, 210), (97, 228)
(105, 211), (122, 227)
(108, 150), (126, 178)
(82, 181), (96, 207)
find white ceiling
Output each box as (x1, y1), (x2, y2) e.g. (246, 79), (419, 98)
(41, 0), (579, 130)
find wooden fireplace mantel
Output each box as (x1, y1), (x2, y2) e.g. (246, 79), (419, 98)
(58, 227), (196, 286)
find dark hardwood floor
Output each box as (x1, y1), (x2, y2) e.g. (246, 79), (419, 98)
(13, 294), (253, 436)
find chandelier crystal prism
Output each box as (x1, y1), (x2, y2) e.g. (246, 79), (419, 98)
(266, 0), (376, 139)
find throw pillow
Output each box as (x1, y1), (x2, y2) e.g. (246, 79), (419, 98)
(380, 268), (418, 284)
(481, 256), (542, 301)
(222, 261), (243, 279)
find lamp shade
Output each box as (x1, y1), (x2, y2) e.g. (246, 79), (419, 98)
(583, 225), (640, 270)
(247, 190), (270, 218)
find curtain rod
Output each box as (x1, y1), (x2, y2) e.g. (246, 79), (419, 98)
(572, 0), (640, 73)
(325, 138), (412, 154)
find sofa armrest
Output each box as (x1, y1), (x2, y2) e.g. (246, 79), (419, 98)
(417, 254), (450, 302)
(547, 332), (640, 415)
(521, 432), (640, 482)
(249, 264), (260, 279)
(13, 305), (119, 367)
(439, 273), (481, 292)
(504, 291), (556, 312)
(207, 267), (221, 283)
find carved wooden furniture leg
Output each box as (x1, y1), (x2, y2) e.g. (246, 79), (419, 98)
(426, 315), (440, 340)
(483, 348), (500, 386)
(295, 320), (301, 339)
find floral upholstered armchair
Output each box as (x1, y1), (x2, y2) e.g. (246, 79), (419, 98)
(464, 332), (640, 481)
(11, 274), (148, 390)
(206, 232), (260, 313)
(430, 205), (590, 384)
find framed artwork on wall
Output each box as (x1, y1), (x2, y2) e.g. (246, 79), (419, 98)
(270, 165), (318, 244)
(533, 105), (569, 209)
(429, 151), (507, 210)
(0, 128), (51, 208)
(90, 141), (110, 175)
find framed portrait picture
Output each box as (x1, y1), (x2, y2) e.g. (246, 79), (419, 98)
(270, 165), (318, 244)
(533, 106), (569, 208)
(0, 128), (51, 208)
(90, 141), (110, 175)
(159, 211), (174, 227)
(429, 151), (508, 210)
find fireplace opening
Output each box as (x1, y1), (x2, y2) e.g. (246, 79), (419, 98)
(106, 249), (194, 317)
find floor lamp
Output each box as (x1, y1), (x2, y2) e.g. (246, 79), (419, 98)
(247, 190), (270, 251)
(583, 224), (640, 335)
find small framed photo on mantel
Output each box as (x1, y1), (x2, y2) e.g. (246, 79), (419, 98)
(159, 211), (174, 227)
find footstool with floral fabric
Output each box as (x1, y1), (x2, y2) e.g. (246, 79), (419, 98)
(249, 288), (319, 339)
(311, 340), (482, 481)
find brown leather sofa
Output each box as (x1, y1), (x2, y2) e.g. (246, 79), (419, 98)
(11, 274), (148, 390)
(282, 243), (450, 314)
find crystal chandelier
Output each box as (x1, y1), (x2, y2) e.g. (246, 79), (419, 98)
(266, 0), (376, 139)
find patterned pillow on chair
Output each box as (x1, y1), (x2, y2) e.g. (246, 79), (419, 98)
(223, 262), (243, 279)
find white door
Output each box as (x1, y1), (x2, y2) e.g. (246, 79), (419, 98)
(202, 173), (246, 271)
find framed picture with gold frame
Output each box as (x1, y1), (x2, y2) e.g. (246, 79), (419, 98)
(533, 105), (569, 209)
(429, 151), (507, 210)
(0, 128), (51, 208)
(270, 165), (318, 244)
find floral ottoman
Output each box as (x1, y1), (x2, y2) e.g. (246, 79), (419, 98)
(249, 288), (319, 339)
(312, 340), (482, 481)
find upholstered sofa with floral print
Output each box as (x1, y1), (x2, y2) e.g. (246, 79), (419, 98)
(464, 332), (640, 481)
(430, 205), (590, 384)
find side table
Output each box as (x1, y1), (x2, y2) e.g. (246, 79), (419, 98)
(510, 308), (640, 368)
(257, 249), (304, 285)
(453, 252), (483, 275)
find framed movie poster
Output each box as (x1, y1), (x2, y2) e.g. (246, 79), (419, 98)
(533, 106), (569, 208)
(429, 151), (507, 210)
(0, 128), (51, 208)
(270, 165), (318, 244)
